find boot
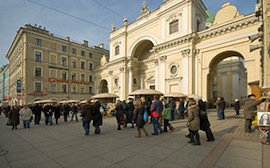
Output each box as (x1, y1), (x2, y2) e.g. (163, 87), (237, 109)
(135, 130), (141, 138)
(117, 124), (121, 130)
(193, 133), (201, 145)
(188, 133), (195, 143)
(142, 127), (148, 136)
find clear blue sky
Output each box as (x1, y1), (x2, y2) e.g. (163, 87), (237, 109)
(0, 0), (256, 66)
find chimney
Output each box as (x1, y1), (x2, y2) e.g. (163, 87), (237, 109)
(83, 40), (89, 47)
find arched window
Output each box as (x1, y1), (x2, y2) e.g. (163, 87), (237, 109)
(115, 46), (120, 55)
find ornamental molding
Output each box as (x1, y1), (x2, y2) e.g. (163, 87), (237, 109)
(181, 49), (191, 58)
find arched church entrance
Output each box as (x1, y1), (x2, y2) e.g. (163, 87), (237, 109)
(207, 51), (247, 108)
(99, 79), (108, 93)
(131, 40), (155, 91)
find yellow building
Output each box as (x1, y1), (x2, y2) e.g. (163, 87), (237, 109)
(96, 0), (263, 102)
(6, 24), (109, 105)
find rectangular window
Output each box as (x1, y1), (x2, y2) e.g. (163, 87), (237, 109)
(50, 55), (57, 64)
(62, 57), (67, 66)
(89, 52), (93, 58)
(50, 69), (56, 78)
(89, 63), (93, 70)
(71, 60), (76, 68)
(72, 48), (77, 55)
(35, 38), (42, 46)
(81, 74), (85, 81)
(50, 83), (56, 93)
(61, 45), (67, 52)
(62, 71), (67, 80)
(35, 82), (42, 92)
(89, 86), (92, 94)
(89, 75), (93, 82)
(81, 50), (85, 56)
(81, 85), (85, 93)
(72, 85), (76, 93)
(35, 51), (42, 62)
(115, 46), (120, 55)
(81, 61), (85, 69)
(169, 20), (179, 34)
(35, 67), (42, 77)
(62, 84), (67, 93)
(72, 73), (76, 80)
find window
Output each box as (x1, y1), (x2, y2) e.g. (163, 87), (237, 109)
(35, 67), (42, 77)
(35, 82), (42, 92)
(62, 71), (67, 80)
(72, 73), (76, 80)
(81, 85), (85, 93)
(71, 60), (76, 68)
(89, 75), (93, 82)
(169, 20), (179, 34)
(115, 46), (120, 55)
(50, 83), (56, 93)
(89, 63), (93, 70)
(196, 20), (200, 32)
(81, 61), (85, 69)
(35, 38), (42, 46)
(62, 84), (67, 93)
(72, 48), (77, 55)
(81, 50), (85, 56)
(72, 85), (76, 93)
(114, 78), (118, 86)
(89, 52), (93, 58)
(61, 57), (67, 66)
(133, 78), (137, 84)
(81, 74), (85, 81)
(50, 69), (56, 78)
(35, 51), (42, 62)
(61, 45), (67, 52)
(50, 55), (57, 64)
(170, 65), (177, 74)
(89, 86), (93, 94)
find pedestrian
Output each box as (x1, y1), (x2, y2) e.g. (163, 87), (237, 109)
(71, 103), (78, 122)
(234, 99), (240, 115)
(215, 97), (226, 120)
(92, 99), (103, 134)
(115, 99), (125, 130)
(177, 98), (186, 119)
(243, 94), (265, 133)
(186, 99), (201, 145)
(9, 105), (20, 129)
(197, 98), (215, 142)
(125, 98), (135, 128)
(162, 103), (174, 132)
(80, 101), (93, 136)
(54, 104), (61, 125)
(32, 103), (42, 125)
(150, 95), (163, 135)
(43, 103), (54, 125)
(168, 98), (176, 121)
(133, 99), (148, 137)
(62, 103), (71, 122)
(19, 105), (33, 128)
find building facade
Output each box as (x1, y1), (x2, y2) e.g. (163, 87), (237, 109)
(0, 64), (9, 105)
(6, 24), (109, 105)
(96, 0), (263, 103)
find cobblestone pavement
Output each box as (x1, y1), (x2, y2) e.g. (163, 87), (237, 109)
(0, 109), (269, 168)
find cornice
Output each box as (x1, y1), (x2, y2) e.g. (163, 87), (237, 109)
(96, 57), (126, 71)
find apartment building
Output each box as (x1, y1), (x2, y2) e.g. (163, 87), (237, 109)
(0, 64), (9, 105)
(6, 24), (109, 105)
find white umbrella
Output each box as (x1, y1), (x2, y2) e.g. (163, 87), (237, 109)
(33, 99), (57, 104)
(59, 99), (78, 104)
(129, 89), (163, 96)
(164, 92), (187, 98)
(90, 93), (119, 99)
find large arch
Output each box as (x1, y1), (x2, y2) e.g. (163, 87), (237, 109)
(129, 35), (158, 57)
(206, 50), (247, 107)
(99, 79), (108, 93)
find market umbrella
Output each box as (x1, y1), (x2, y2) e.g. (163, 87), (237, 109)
(33, 99), (58, 104)
(59, 99), (78, 104)
(90, 93), (119, 99)
(164, 92), (187, 98)
(129, 89), (163, 96)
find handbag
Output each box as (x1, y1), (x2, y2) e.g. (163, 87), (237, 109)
(143, 110), (148, 122)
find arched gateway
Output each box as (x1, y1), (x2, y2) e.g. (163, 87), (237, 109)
(95, 0), (262, 101)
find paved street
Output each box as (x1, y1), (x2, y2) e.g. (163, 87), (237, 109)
(0, 109), (269, 168)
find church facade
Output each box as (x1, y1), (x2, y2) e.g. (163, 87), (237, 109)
(95, 0), (265, 104)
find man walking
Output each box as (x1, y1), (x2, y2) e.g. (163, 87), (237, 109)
(19, 105), (33, 128)
(150, 95), (163, 135)
(243, 94), (265, 133)
(81, 101), (93, 136)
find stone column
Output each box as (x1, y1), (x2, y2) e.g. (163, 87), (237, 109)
(181, 49), (190, 94)
(128, 67), (133, 94)
(109, 70), (113, 93)
(159, 56), (167, 93)
(120, 67), (125, 100)
(154, 59), (159, 90)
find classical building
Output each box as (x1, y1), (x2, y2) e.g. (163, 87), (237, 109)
(6, 24), (109, 105)
(96, 0), (264, 103)
(0, 64), (9, 105)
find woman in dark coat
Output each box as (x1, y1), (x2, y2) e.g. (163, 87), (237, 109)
(125, 98), (135, 128)
(133, 99), (148, 137)
(92, 100), (103, 134)
(234, 99), (240, 115)
(198, 99), (215, 142)
(9, 105), (20, 129)
(115, 100), (125, 130)
(54, 104), (61, 125)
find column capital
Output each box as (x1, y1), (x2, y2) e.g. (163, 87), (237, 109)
(159, 55), (167, 62)
(181, 49), (190, 58)
(154, 59), (159, 65)
(120, 67), (125, 72)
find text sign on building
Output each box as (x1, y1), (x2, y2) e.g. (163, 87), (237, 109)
(16, 80), (22, 93)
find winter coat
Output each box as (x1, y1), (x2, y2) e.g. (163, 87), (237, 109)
(216, 98), (226, 110)
(198, 100), (210, 131)
(125, 102), (135, 123)
(32, 105), (42, 116)
(54, 106), (61, 119)
(133, 107), (146, 128)
(187, 105), (200, 131)
(178, 100), (185, 113)
(81, 104), (93, 121)
(43, 105), (54, 117)
(150, 99), (163, 117)
(19, 107), (33, 120)
(9, 108), (20, 125)
(234, 101), (240, 110)
(162, 108), (171, 120)
(92, 101), (103, 126)
(243, 99), (263, 119)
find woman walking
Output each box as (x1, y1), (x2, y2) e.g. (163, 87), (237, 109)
(187, 99), (201, 145)
(9, 105), (20, 129)
(133, 99), (148, 137)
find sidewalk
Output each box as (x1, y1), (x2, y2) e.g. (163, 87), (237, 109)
(0, 109), (269, 168)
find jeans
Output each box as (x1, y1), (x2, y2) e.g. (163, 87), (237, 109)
(217, 109), (224, 119)
(23, 119), (30, 128)
(63, 112), (68, 122)
(152, 117), (162, 134)
(82, 120), (90, 135)
(45, 116), (53, 125)
(71, 112), (78, 121)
